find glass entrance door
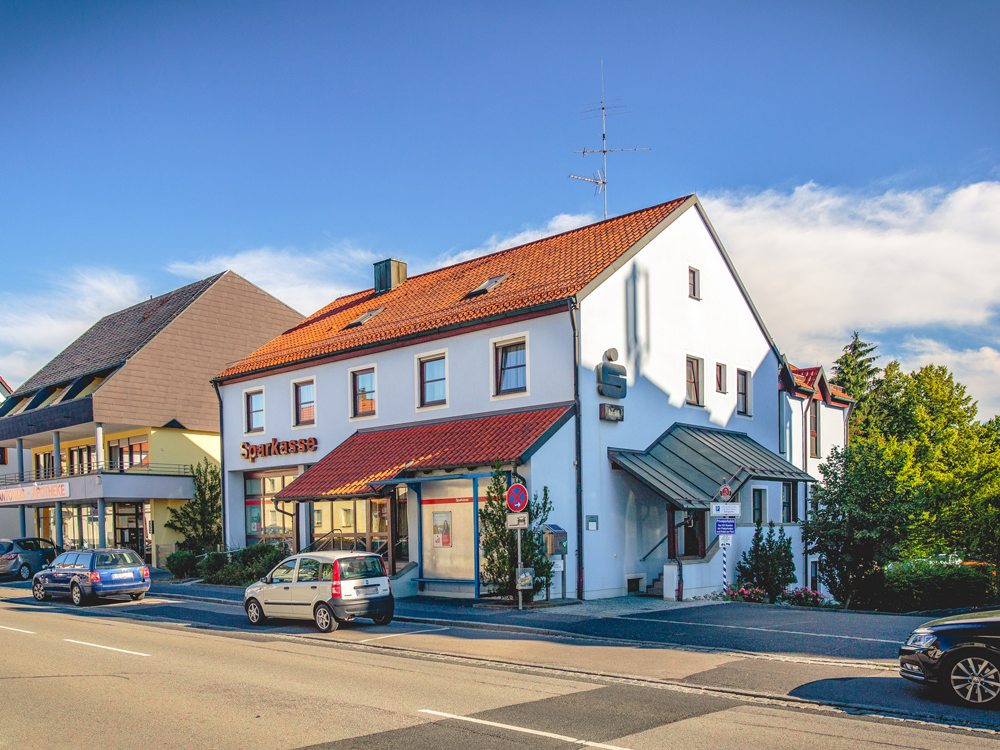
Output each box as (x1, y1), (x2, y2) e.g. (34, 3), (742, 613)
(114, 503), (145, 558)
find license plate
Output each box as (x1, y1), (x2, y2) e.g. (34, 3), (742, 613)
(356, 585), (378, 596)
(112, 572), (132, 580)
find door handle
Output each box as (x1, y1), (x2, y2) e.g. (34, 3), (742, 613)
(310, 586), (317, 589)
(283, 586), (289, 590)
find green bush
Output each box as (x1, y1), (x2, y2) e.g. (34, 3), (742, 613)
(858, 562), (996, 612)
(165, 550), (199, 579)
(198, 551), (228, 580)
(734, 522), (798, 603)
(201, 544), (288, 587)
(723, 584), (767, 603)
(781, 588), (832, 607)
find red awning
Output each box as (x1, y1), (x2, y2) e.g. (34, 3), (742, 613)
(275, 404), (574, 500)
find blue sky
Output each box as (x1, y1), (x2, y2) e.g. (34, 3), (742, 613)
(2, 2), (1000, 412)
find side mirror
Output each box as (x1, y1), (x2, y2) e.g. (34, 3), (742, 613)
(260, 577), (269, 584)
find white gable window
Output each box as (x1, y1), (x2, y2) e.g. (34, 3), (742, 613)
(715, 363), (727, 393)
(686, 356), (703, 406)
(688, 266), (701, 299)
(736, 369), (752, 416)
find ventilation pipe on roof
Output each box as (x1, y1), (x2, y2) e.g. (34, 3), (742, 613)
(374, 259), (407, 294)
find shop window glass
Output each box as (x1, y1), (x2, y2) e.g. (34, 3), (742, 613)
(265, 476), (283, 494)
(420, 356), (446, 406)
(245, 477), (262, 496)
(352, 369), (376, 417)
(295, 381), (315, 426)
(246, 390), (264, 433)
(496, 342), (527, 395)
(245, 502), (263, 535)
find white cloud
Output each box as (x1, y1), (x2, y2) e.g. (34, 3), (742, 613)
(169, 245), (381, 316)
(703, 182), (1000, 414)
(431, 212), (598, 268)
(0, 270), (144, 390)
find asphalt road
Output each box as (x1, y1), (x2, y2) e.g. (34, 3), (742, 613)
(2, 581), (999, 748)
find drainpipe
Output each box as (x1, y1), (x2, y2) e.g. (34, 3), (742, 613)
(567, 299), (584, 601)
(802, 394), (811, 589)
(214, 382), (227, 550)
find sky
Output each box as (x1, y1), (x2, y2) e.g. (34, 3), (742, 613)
(2, 2), (1000, 413)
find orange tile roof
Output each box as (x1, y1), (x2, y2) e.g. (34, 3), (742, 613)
(790, 366), (820, 390)
(275, 404), (574, 499)
(218, 197), (691, 380)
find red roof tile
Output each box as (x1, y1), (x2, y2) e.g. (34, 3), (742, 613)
(790, 366), (820, 390)
(276, 405), (574, 499)
(0, 375), (11, 396)
(218, 198), (691, 380)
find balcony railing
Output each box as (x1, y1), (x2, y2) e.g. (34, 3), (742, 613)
(0, 461), (194, 487)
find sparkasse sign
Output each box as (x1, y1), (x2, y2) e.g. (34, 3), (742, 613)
(0, 482), (70, 504)
(241, 437), (318, 463)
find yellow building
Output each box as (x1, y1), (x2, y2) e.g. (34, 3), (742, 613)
(0, 272), (302, 568)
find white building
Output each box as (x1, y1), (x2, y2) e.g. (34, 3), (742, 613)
(214, 195), (848, 600)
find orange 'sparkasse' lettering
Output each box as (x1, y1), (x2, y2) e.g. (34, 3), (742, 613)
(241, 437), (318, 463)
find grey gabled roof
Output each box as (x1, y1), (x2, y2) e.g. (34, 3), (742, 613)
(11, 273), (224, 397)
(608, 423), (815, 510)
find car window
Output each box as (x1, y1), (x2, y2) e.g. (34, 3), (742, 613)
(18, 539), (40, 552)
(319, 563), (334, 582)
(0, 542), (12, 554)
(61, 554), (79, 569)
(95, 551), (143, 569)
(296, 558), (322, 582)
(50, 553), (68, 568)
(338, 556), (385, 580)
(270, 560), (297, 583)
(37, 539), (54, 549)
(75, 554), (93, 570)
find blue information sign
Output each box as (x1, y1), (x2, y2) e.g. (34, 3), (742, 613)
(714, 518), (736, 536)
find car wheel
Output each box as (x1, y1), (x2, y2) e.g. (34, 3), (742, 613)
(947, 652), (1000, 707)
(314, 603), (338, 633)
(245, 598), (267, 626)
(372, 614), (393, 626)
(70, 583), (89, 607)
(18, 563), (31, 580)
(130, 593), (145, 601)
(32, 580), (49, 602)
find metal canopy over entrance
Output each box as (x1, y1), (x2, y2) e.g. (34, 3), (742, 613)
(608, 423), (815, 510)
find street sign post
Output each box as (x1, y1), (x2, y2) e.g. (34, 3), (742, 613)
(711, 502), (741, 516)
(507, 484), (528, 512)
(506, 512), (529, 529)
(506, 484), (530, 610)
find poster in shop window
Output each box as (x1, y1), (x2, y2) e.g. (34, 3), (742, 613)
(432, 511), (452, 548)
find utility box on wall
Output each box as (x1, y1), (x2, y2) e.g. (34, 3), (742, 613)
(543, 524), (568, 555)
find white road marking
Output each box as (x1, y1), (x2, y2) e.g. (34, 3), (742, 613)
(643, 619), (901, 644)
(0, 625), (35, 634)
(63, 639), (150, 656)
(419, 710), (629, 749)
(359, 627), (450, 643)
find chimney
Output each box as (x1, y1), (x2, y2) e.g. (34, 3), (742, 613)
(374, 259), (407, 294)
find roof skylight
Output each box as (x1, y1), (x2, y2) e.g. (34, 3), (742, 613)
(465, 273), (509, 298)
(344, 307), (385, 329)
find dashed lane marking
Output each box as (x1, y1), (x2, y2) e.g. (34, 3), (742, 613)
(418, 709), (629, 749)
(0, 625), (35, 634)
(63, 639), (150, 656)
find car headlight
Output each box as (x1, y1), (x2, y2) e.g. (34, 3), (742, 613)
(905, 632), (936, 648)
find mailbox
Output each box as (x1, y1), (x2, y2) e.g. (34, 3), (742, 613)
(543, 524), (568, 556)
(596, 362), (627, 399)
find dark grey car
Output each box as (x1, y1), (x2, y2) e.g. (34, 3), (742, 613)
(0, 538), (62, 580)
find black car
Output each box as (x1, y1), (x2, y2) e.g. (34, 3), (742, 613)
(899, 609), (1000, 707)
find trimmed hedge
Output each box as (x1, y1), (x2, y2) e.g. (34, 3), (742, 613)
(165, 550), (199, 579)
(861, 562), (996, 612)
(201, 544), (287, 587)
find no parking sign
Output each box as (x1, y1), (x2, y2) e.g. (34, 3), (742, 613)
(507, 483), (528, 512)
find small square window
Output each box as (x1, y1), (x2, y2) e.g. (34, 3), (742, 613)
(686, 356), (702, 405)
(352, 368), (376, 417)
(420, 356), (446, 407)
(245, 390), (264, 433)
(688, 267), (700, 299)
(294, 381), (315, 426)
(496, 341), (526, 395)
(715, 363), (727, 393)
(736, 369), (751, 416)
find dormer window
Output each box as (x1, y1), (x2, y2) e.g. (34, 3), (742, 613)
(466, 274), (509, 298)
(344, 307), (384, 329)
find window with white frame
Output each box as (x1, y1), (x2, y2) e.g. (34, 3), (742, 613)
(688, 267), (700, 299)
(245, 390), (264, 433)
(293, 380), (315, 426)
(419, 355), (447, 407)
(686, 356), (703, 405)
(351, 368), (376, 417)
(752, 487), (765, 525)
(809, 400), (821, 457)
(715, 363), (727, 393)
(495, 340), (526, 395)
(736, 369), (751, 415)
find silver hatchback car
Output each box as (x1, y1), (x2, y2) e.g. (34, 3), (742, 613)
(244, 551), (393, 632)
(0, 538), (62, 580)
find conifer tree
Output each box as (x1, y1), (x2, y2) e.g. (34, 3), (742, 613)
(164, 458), (223, 553)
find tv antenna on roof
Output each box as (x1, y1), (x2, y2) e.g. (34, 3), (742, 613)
(569, 59), (650, 219)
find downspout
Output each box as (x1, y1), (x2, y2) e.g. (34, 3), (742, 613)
(802, 391), (812, 589)
(214, 381), (227, 550)
(568, 299), (584, 601)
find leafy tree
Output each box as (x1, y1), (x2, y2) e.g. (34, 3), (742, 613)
(831, 332), (880, 440)
(734, 521), (797, 603)
(803, 436), (921, 608)
(478, 460), (554, 601)
(165, 458), (222, 553)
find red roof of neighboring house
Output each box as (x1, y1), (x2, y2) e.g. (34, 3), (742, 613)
(787, 365), (854, 403)
(218, 197), (692, 380)
(0, 375), (11, 396)
(275, 404), (575, 499)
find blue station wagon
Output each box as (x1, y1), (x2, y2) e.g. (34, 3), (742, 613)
(32, 549), (150, 606)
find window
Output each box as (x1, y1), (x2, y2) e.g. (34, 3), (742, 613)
(296, 558), (321, 582)
(685, 357), (702, 405)
(715, 363), (727, 393)
(810, 560), (820, 591)
(808, 485), (818, 513)
(782, 482), (794, 523)
(313, 508), (323, 527)
(752, 488), (765, 525)
(466, 274), (508, 298)
(344, 307), (384, 329)
(688, 267), (700, 299)
(736, 369), (751, 415)
(809, 400), (821, 457)
(246, 390), (264, 433)
(420, 355), (446, 406)
(352, 368), (376, 417)
(270, 560), (297, 583)
(294, 381), (315, 426)
(496, 341), (526, 395)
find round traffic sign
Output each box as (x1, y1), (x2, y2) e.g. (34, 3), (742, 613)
(507, 483), (528, 512)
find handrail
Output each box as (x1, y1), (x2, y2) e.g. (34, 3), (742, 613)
(0, 462), (194, 487)
(640, 532), (671, 562)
